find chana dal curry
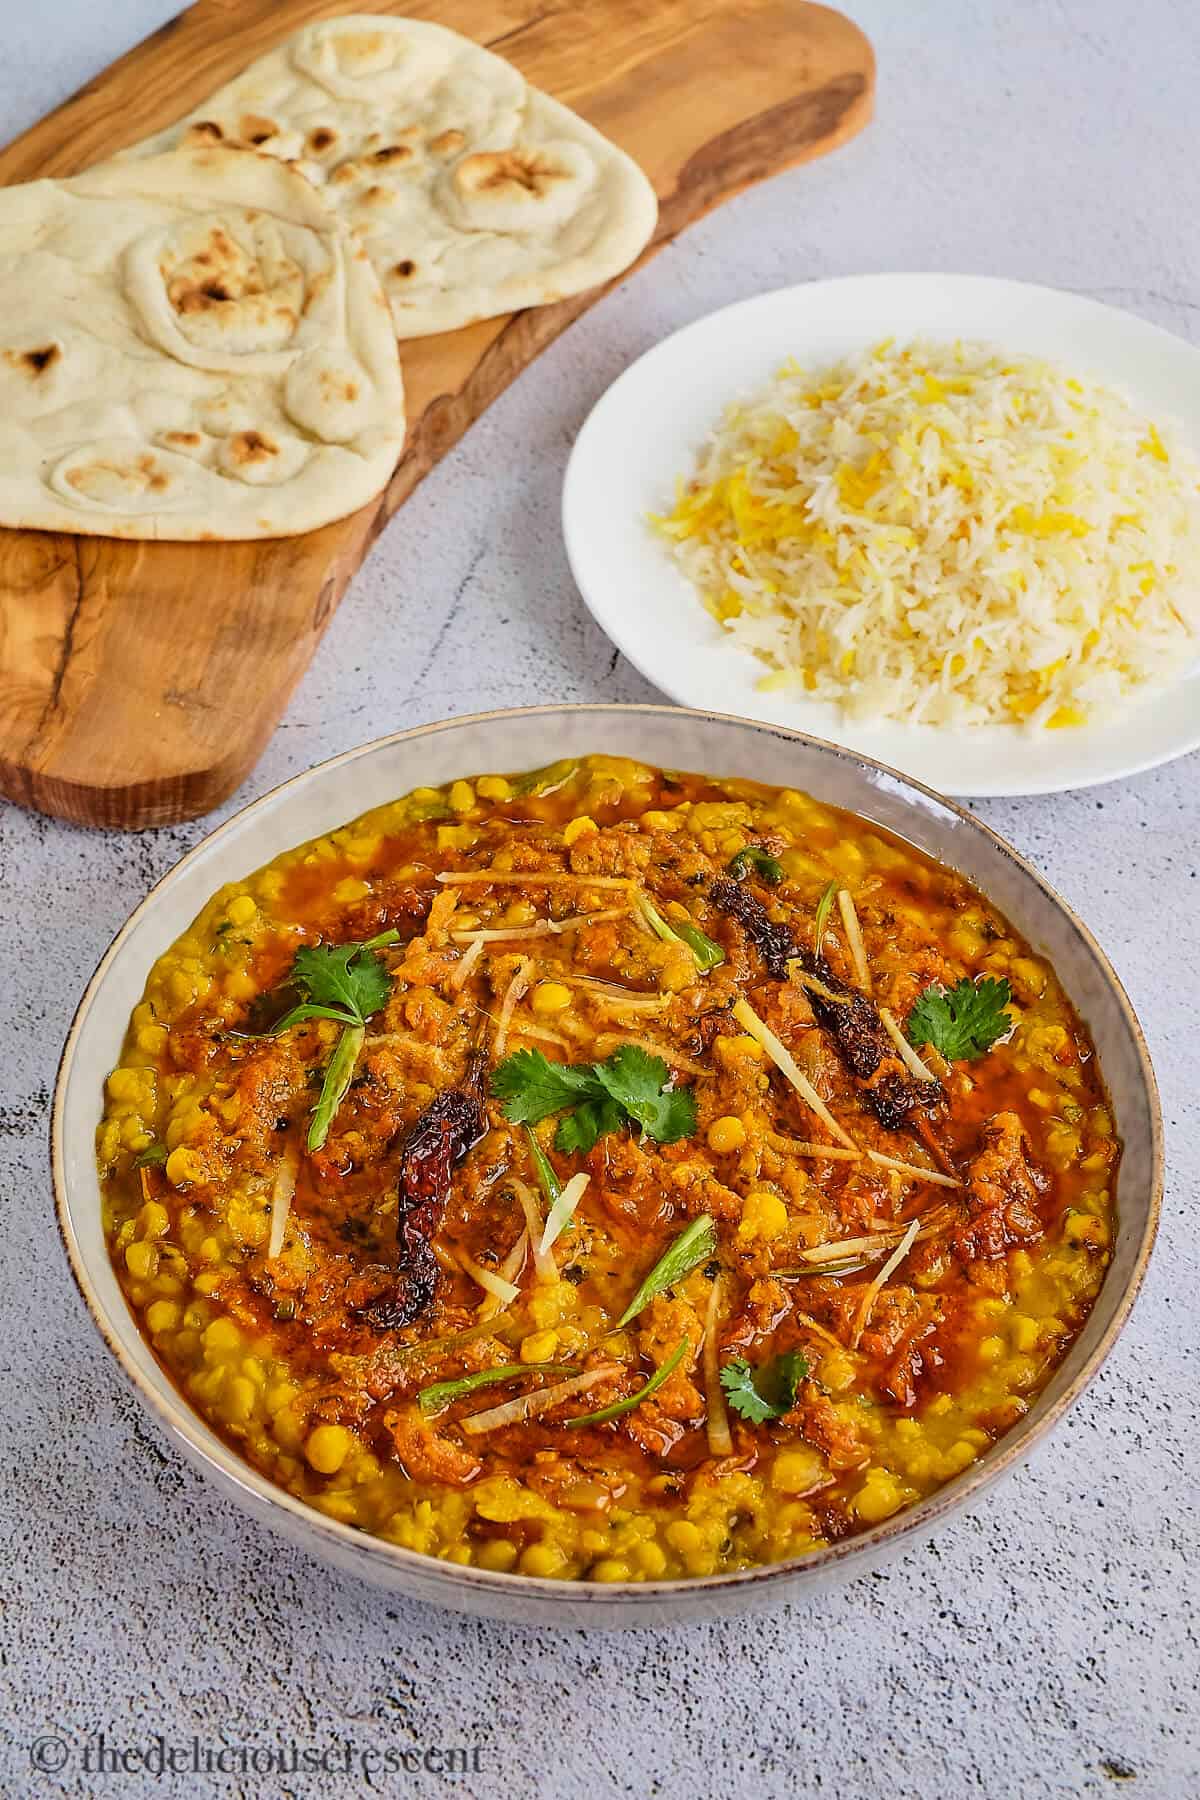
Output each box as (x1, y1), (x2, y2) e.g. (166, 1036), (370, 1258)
(98, 757), (1117, 1583)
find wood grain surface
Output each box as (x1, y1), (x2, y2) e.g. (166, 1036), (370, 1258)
(0, 0), (873, 828)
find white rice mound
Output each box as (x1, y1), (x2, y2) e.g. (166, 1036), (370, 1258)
(654, 339), (1200, 728)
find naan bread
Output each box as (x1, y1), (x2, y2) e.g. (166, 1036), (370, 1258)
(0, 147), (405, 540)
(112, 15), (659, 338)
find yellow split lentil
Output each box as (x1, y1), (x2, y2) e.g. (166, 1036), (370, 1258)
(99, 756), (1117, 1582)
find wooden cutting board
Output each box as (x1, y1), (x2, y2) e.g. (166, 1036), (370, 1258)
(0, 0), (873, 829)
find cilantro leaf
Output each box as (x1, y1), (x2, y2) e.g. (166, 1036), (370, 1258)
(264, 935), (399, 1153)
(133, 1144), (168, 1169)
(906, 976), (1013, 1062)
(290, 942), (393, 1026)
(554, 1093), (625, 1155)
(594, 1044), (698, 1145)
(592, 1043), (668, 1106)
(726, 846), (783, 885)
(719, 1360), (776, 1425)
(720, 1350), (810, 1423)
(492, 1049), (600, 1125)
(493, 1044), (698, 1153)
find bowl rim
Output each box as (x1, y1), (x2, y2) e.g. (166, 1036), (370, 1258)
(51, 701), (1164, 1611)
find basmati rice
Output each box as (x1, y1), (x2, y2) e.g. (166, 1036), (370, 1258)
(653, 339), (1200, 727)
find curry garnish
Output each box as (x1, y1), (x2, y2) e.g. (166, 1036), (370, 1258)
(494, 1044), (697, 1153)
(97, 756), (1119, 1583)
(720, 1350), (810, 1424)
(269, 931), (401, 1151)
(418, 1362), (579, 1417)
(522, 1122), (563, 1204)
(714, 875), (936, 1133)
(636, 893), (726, 973)
(564, 1341), (689, 1429)
(272, 933), (399, 1033)
(361, 1050), (488, 1331)
(725, 845), (784, 885)
(812, 878), (839, 957)
(906, 976), (1014, 1062)
(615, 1216), (718, 1328)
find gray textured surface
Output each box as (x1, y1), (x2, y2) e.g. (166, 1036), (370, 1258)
(2, 2), (1198, 1795)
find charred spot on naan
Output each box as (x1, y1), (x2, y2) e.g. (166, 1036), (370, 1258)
(320, 26), (400, 78)
(429, 129), (465, 157)
(239, 113), (282, 147)
(174, 277), (255, 313)
(182, 120), (226, 147)
(227, 429), (278, 466)
(62, 450), (175, 503)
(215, 426), (308, 486)
(163, 225), (266, 316)
(438, 143), (595, 237)
(324, 370), (359, 405)
(3, 343), (62, 378)
(331, 158), (418, 192)
(158, 428), (212, 466)
(151, 214), (313, 356)
(306, 126), (339, 157)
(455, 148), (572, 201)
(282, 349), (375, 442)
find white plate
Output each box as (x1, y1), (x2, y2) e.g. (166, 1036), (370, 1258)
(562, 273), (1200, 796)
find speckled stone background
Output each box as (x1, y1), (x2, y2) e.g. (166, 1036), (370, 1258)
(3, 2), (1198, 1795)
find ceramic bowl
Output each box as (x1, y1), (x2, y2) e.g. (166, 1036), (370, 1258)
(52, 705), (1161, 1627)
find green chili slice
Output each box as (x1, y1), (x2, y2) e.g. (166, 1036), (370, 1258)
(307, 1023), (364, 1152)
(615, 1215), (717, 1328)
(523, 1123), (563, 1204)
(564, 1340), (688, 1428)
(726, 846), (783, 885)
(359, 928), (402, 951)
(813, 880), (839, 957)
(417, 1362), (578, 1417)
(637, 895), (725, 973)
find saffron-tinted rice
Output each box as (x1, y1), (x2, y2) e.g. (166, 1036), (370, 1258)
(654, 339), (1200, 728)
